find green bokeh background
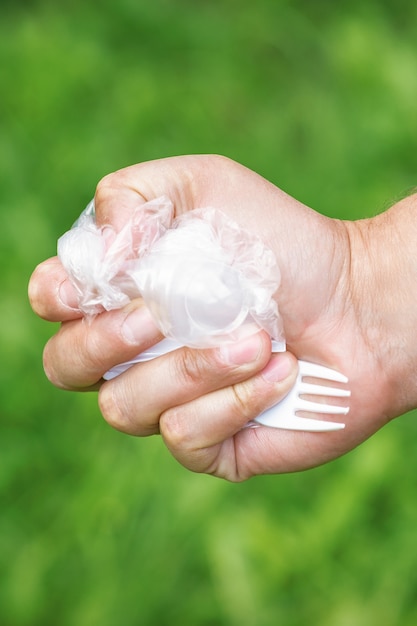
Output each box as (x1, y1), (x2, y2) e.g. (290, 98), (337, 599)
(2, 1), (417, 624)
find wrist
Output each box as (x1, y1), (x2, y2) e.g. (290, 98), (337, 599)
(346, 193), (417, 418)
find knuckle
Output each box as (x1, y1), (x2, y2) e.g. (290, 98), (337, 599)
(98, 384), (126, 432)
(160, 407), (191, 451)
(173, 348), (210, 389)
(28, 265), (42, 311)
(98, 386), (118, 428)
(95, 172), (117, 198)
(42, 340), (67, 390)
(42, 322), (110, 390)
(75, 320), (121, 381)
(229, 381), (256, 421)
(98, 381), (158, 437)
(94, 173), (122, 214)
(95, 170), (132, 206)
(28, 262), (53, 319)
(82, 327), (109, 374)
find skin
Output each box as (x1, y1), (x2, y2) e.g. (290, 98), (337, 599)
(28, 155), (417, 481)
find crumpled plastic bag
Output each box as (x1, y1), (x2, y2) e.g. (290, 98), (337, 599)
(58, 196), (173, 315)
(58, 196), (285, 351)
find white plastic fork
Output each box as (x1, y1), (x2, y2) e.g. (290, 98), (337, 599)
(104, 339), (351, 432)
(254, 358), (350, 431)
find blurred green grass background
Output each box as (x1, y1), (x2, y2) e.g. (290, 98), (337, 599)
(1, 1), (417, 624)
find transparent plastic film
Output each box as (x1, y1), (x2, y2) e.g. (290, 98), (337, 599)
(58, 198), (285, 348)
(129, 208), (285, 348)
(57, 196), (174, 315)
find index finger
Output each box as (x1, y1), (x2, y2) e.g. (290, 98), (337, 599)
(28, 256), (82, 322)
(93, 156), (199, 230)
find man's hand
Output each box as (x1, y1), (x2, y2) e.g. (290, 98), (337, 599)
(29, 155), (417, 480)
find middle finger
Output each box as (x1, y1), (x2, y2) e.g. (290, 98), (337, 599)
(43, 299), (163, 389)
(98, 331), (272, 435)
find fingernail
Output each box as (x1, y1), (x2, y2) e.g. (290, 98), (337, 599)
(261, 353), (294, 383)
(122, 305), (158, 344)
(58, 279), (79, 310)
(220, 333), (263, 365)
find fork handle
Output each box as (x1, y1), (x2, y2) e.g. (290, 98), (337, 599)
(104, 341), (346, 432)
